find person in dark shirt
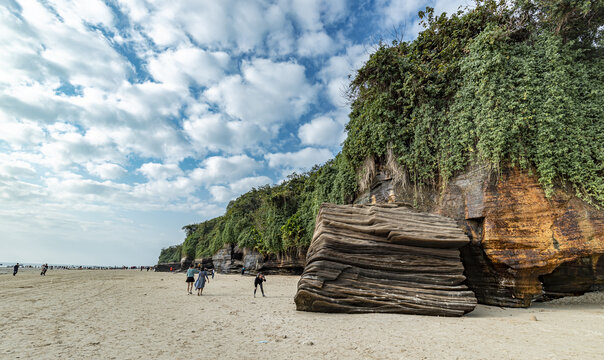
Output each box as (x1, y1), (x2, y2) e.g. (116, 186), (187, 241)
(254, 273), (266, 297)
(13, 263), (19, 276)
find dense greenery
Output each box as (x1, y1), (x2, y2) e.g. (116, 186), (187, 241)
(159, 155), (356, 262)
(344, 0), (603, 204)
(159, 0), (603, 263)
(157, 245), (182, 263)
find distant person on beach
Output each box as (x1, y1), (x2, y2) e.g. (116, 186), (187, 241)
(211, 268), (215, 279)
(13, 263), (19, 276)
(40, 264), (48, 276)
(241, 267), (245, 275)
(254, 273), (266, 297)
(186, 264), (199, 295)
(195, 268), (210, 296)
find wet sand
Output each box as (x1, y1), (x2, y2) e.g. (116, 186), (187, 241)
(1, 269), (603, 359)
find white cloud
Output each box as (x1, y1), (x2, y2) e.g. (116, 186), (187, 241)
(298, 116), (344, 147)
(297, 31), (335, 57)
(190, 155), (262, 186)
(147, 46), (230, 88)
(205, 58), (317, 125)
(209, 175), (272, 202)
(265, 147), (334, 171)
(0, 116), (46, 149)
(0, 157), (37, 179)
(138, 163), (182, 180)
(319, 45), (369, 107)
(379, 0), (425, 29)
(183, 111), (270, 154)
(86, 163), (127, 180)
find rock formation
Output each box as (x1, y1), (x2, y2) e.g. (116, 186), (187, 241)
(358, 165), (604, 307)
(211, 244), (305, 274)
(154, 262), (181, 272)
(295, 203), (477, 316)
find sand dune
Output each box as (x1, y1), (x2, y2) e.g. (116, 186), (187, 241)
(1, 270), (603, 359)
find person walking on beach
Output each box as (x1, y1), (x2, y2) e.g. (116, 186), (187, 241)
(195, 268), (210, 296)
(40, 263), (48, 276)
(211, 268), (215, 279)
(241, 267), (245, 275)
(13, 263), (20, 276)
(185, 264), (199, 295)
(254, 272), (266, 297)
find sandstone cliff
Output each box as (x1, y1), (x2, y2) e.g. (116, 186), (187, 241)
(359, 165), (604, 307)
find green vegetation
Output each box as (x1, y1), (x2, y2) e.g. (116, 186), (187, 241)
(159, 0), (603, 263)
(157, 245), (182, 263)
(159, 155), (356, 262)
(344, 0), (603, 204)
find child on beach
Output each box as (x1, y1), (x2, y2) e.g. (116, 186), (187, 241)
(195, 268), (210, 296)
(254, 273), (266, 297)
(185, 264), (199, 294)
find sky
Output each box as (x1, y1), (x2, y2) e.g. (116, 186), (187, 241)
(0, 0), (471, 266)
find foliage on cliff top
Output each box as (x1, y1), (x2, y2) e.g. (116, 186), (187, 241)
(344, 0), (603, 206)
(158, 155), (356, 262)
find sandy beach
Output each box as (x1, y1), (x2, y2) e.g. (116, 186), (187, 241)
(1, 269), (603, 360)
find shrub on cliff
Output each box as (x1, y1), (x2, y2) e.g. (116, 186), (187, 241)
(344, 0), (603, 205)
(170, 154), (356, 261)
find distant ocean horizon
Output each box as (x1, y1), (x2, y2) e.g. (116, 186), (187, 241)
(0, 262), (143, 268)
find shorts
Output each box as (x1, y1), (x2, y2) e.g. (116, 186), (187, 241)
(186, 276), (195, 283)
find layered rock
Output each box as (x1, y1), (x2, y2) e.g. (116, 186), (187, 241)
(359, 165), (604, 307)
(295, 203), (477, 316)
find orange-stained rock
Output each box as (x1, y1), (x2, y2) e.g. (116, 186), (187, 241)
(359, 165), (604, 307)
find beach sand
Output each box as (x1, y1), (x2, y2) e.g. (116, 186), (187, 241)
(1, 269), (603, 360)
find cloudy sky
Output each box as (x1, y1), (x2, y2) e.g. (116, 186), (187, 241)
(0, 0), (470, 266)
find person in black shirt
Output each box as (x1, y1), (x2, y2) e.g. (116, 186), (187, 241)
(254, 273), (266, 297)
(13, 263), (19, 276)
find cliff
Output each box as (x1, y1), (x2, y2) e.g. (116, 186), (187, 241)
(358, 165), (604, 307)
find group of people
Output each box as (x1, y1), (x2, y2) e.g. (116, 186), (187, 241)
(185, 265), (215, 296)
(11, 263), (47, 276)
(185, 264), (266, 297)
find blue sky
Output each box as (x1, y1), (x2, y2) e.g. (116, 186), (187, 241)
(0, 0), (471, 266)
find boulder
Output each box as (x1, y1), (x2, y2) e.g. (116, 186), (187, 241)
(295, 203), (477, 316)
(359, 165), (604, 307)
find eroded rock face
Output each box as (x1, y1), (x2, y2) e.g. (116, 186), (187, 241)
(361, 166), (604, 307)
(294, 204), (477, 316)
(211, 244), (306, 274)
(212, 244), (244, 273)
